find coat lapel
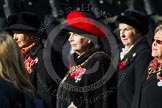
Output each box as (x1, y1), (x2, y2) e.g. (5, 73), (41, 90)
(118, 37), (149, 70)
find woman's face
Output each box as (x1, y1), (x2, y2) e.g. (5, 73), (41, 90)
(68, 32), (92, 55)
(152, 30), (162, 62)
(13, 30), (35, 48)
(119, 23), (141, 47)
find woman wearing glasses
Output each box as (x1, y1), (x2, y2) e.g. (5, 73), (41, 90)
(138, 25), (162, 108)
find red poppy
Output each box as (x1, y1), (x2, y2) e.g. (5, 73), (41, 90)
(118, 58), (128, 70)
(70, 66), (86, 79)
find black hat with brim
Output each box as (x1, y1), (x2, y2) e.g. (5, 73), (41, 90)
(7, 23), (38, 32)
(116, 10), (149, 35)
(6, 12), (40, 32)
(64, 24), (94, 36)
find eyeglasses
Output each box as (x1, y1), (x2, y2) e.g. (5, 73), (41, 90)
(153, 39), (162, 44)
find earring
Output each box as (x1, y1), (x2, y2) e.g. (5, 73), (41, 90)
(88, 40), (91, 43)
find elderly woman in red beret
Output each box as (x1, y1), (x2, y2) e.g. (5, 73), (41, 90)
(116, 10), (152, 108)
(57, 11), (117, 108)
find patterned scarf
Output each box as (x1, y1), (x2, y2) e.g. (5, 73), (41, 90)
(147, 58), (162, 78)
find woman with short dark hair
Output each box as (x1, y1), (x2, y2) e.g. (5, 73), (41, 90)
(6, 12), (56, 108)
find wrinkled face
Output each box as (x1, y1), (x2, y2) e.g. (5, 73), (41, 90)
(152, 30), (162, 62)
(68, 32), (92, 55)
(13, 30), (35, 48)
(119, 23), (141, 47)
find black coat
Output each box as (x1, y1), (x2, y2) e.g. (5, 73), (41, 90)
(57, 47), (117, 108)
(138, 70), (162, 108)
(0, 80), (21, 108)
(117, 37), (152, 108)
(27, 43), (57, 108)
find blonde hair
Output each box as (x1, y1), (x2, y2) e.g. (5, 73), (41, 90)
(155, 24), (162, 34)
(0, 32), (34, 94)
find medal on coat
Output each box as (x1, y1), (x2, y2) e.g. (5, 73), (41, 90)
(156, 72), (162, 87)
(24, 56), (38, 73)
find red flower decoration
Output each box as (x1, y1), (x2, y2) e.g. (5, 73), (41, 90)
(118, 58), (128, 70)
(24, 56), (35, 73)
(70, 66), (86, 79)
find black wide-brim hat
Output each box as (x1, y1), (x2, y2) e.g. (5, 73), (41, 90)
(6, 12), (40, 32)
(116, 9), (149, 35)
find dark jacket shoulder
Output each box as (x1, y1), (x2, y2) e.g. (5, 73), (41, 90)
(0, 80), (21, 108)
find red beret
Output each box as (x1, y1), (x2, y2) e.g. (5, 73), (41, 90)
(65, 11), (106, 39)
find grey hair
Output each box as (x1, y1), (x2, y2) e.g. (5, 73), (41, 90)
(155, 25), (162, 34)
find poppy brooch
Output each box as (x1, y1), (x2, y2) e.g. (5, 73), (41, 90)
(69, 66), (86, 83)
(118, 52), (136, 70)
(118, 58), (129, 70)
